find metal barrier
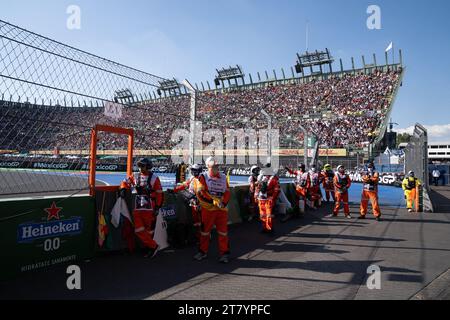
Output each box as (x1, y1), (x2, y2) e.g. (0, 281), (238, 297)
(404, 124), (429, 190)
(404, 124), (434, 212)
(444, 174), (450, 186)
(0, 19), (166, 197)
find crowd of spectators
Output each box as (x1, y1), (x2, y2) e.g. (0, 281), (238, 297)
(0, 69), (401, 153)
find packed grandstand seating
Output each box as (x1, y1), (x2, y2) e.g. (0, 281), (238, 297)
(0, 69), (401, 152)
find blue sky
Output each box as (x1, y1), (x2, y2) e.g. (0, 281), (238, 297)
(1, 0), (450, 140)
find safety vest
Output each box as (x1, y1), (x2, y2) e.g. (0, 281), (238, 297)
(310, 172), (320, 187)
(296, 172), (309, 188)
(336, 173), (349, 188)
(132, 173), (158, 211)
(406, 177), (417, 190)
(363, 172), (378, 192)
(257, 175), (277, 200)
(249, 175), (258, 193)
(187, 176), (200, 207)
(176, 164), (187, 184)
(188, 176), (198, 194)
(325, 170), (334, 182)
(127, 173), (157, 194)
(203, 172), (227, 197)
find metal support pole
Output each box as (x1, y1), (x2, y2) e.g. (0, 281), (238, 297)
(183, 79), (197, 166)
(261, 109), (272, 164)
(299, 125), (308, 169)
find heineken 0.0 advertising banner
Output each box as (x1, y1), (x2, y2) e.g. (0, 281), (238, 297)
(0, 196), (96, 281)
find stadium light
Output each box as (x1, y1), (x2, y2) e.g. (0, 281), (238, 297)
(214, 65), (245, 87)
(295, 48), (334, 75)
(114, 89), (134, 106)
(158, 78), (181, 97)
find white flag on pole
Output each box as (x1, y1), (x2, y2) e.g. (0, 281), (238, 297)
(385, 42), (393, 52)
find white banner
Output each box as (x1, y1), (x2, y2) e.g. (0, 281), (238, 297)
(104, 102), (123, 120)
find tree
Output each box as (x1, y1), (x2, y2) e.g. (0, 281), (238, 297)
(397, 133), (412, 146)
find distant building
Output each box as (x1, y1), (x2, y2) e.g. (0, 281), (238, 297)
(398, 143), (409, 150)
(428, 142), (450, 162)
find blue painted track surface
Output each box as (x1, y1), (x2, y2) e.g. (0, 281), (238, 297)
(21, 170), (404, 207)
(93, 173), (404, 208)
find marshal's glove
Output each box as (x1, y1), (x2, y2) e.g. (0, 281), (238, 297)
(213, 198), (225, 209)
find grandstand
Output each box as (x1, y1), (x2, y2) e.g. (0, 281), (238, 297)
(1, 66), (403, 152)
(0, 18), (405, 182)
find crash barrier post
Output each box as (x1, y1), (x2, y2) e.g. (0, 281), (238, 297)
(404, 124), (433, 212)
(0, 195), (96, 281)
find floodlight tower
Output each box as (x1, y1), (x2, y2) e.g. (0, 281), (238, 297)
(294, 48), (334, 75)
(158, 78), (181, 97)
(214, 65), (245, 88)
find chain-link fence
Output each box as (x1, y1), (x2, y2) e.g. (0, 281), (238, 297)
(404, 124), (429, 190)
(0, 19), (169, 198)
(404, 124), (434, 212)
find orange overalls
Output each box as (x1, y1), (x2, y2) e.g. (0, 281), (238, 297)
(333, 173), (351, 216)
(402, 177), (421, 211)
(256, 175), (280, 232)
(174, 176), (201, 240)
(121, 173), (164, 250)
(308, 172), (322, 208)
(196, 171), (231, 256)
(248, 175), (259, 219)
(287, 168), (310, 213)
(321, 170), (336, 202)
(360, 171), (381, 218)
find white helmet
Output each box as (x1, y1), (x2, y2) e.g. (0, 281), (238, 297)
(189, 164), (202, 177)
(191, 163), (202, 170)
(205, 157), (218, 168)
(250, 165), (260, 175)
(337, 165), (345, 172)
